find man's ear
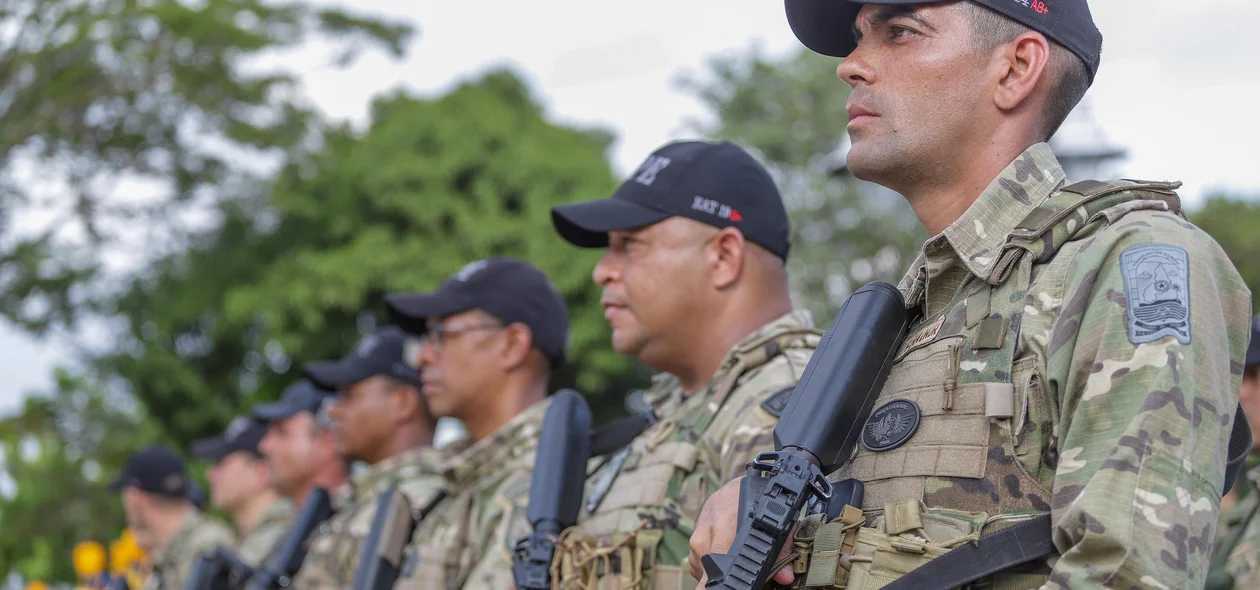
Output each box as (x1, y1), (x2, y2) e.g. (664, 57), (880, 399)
(499, 323), (535, 370)
(708, 227), (747, 290)
(993, 31), (1052, 113)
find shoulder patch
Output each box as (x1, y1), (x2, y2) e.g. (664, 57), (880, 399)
(759, 386), (794, 418)
(1119, 244), (1191, 345)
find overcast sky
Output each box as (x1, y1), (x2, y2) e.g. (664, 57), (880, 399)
(2, 0), (1258, 417)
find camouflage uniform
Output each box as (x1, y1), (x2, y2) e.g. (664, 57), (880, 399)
(1208, 464), (1260, 588)
(528, 311), (820, 589)
(788, 143), (1251, 588)
(395, 398), (551, 590)
(291, 447), (444, 589)
(235, 497), (296, 566)
(141, 511), (234, 590)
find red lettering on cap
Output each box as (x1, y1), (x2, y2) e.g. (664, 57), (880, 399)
(730, 209), (743, 222)
(1031, 0), (1048, 13)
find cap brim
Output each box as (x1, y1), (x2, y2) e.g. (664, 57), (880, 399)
(1247, 342), (1260, 368)
(550, 198), (672, 248)
(385, 291), (469, 334)
(304, 359), (375, 392)
(189, 437), (231, 462)
(253, 401), (302, 423)
(785, 0), (920, 58)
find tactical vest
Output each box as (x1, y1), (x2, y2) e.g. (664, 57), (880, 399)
(791, 179), (1185, 589)
(553, 325), (821, 590)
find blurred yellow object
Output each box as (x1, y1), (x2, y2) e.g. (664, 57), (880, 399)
(109, 528), (147, 575)
(23, 581), (49, 590)
(74, 540), (109, 579)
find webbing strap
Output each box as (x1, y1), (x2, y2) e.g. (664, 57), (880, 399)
(1224, 403), (1252, 496)
(881, 515), (1053, 590)
(588, 410), (658, 457)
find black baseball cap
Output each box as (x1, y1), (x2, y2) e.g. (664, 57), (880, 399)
(551, 140), (791, 260)
(384, 257), (569, 367)
(189, 416), (268, 463)
(109, 446), (192, 500)
(783, 0), (1103, 83)
(304, 326), (422, 391)
(1246, 314), (1260, 369)
(252, 380), (334, 423)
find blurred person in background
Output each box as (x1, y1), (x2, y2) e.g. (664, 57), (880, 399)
(189, 416), (295, 566)
(109, 446), (233, 590)
(1209, 314), (1260, 589)
(286, 325), (443, 589)
(387, 257), (568, 590)
(254, 380), (351, 510)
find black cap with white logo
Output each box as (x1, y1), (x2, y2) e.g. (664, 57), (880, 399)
(384, 257), (570, 368)
(109, 446), (192, 500)
(551, 140), (791, 260)
(783, 0), (1103, 83)
(303, 326), (422, 391)
(189, 416), (268, 463)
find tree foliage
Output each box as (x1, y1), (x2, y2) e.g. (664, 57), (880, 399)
(97, 68), (644, 448)
(0, 0), (413, 334)
(676, 46), (926, 321)
(1191, 195), (1260, 313)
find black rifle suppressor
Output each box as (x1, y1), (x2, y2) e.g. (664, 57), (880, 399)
(701, 281), (914, 589)
(511, 389), (593, 590)
(244, 486), (334, 590)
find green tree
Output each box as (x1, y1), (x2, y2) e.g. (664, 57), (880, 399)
(97, 68), (645, 448)
(0, 0), (412, 334)
(677, 46), (925, 321)
(1191, 195), (1260, 312)
(0, 370), (157, 583)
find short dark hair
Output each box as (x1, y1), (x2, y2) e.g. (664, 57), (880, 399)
(963, 3), (1091, 141)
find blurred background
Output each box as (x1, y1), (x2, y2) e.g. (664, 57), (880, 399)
(1, 0), (1258, 586)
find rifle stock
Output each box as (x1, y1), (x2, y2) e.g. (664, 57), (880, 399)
(351, 485), (416, 590)
(244, 487), (334, 590)
(701, 281), (913, 589)
(511, 389), (593, 590)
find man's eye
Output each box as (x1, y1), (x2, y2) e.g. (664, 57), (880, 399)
(889, 25), (916, 39)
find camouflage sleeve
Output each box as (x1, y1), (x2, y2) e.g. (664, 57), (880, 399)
(1041, 212), (1251, 589)
(235, 519), (289, 566)
(290, 506), (367, 590)
(172, 522), (235, 590)
(710, 350), (813, 483)
(461, 471), (533, 589)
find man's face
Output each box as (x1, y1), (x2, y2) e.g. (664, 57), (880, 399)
(592, 218), (712, 364)
(120, 488), (156, 552)
(327, 376), (410, 462)
(417, 309), (505, 421)
(258, 414), (318, 496)
(838, 3), (991, 185)
(1240, 366), (1260, 450)
(205, 451), (267, 513)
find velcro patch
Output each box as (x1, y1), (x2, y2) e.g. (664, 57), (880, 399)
(759, 386), (794, 418)
(1119, 244), (1191, 345)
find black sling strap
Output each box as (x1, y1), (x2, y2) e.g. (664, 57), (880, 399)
(587, 409), (658, 458)
(881, 405), (1252, 589)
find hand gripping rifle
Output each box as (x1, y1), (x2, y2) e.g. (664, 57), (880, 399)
(511, 389), (593, 590)
(701, 281), (914, 589)
(244, 486), (334, 590)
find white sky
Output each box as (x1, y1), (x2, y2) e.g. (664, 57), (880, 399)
(3, 0), (1259, 416)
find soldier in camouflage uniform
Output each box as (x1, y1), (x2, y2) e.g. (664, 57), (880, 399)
(385, 257), (570, 590)
(191, 416), (295, 565)
(111, 446), (235, 590)
(689, 1), (1253, 588)
(284, 325), (445, 588)
(523, 139), (821, 588)
(1207, 315), (1260, 589)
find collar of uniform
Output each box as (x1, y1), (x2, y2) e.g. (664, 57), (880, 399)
(643, 309), (816, 411)
(244, 498), (295, 537)
(932, 143), (1067, 281)
(443, 396), (551, 489)
(1248, 463), (1260, 492)
(151, 509), (202, 566)
(354, 446), (443, 500)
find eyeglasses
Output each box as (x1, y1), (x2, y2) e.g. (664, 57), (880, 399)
(422, 321), (505, 352)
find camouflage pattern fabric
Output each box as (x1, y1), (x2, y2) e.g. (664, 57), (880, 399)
(141, 510), (234, 590)
(394, 398), (550, 590)
(290, 446), (444, 589)
(234, 497), (295, 566)
(1212, 465), (1260, 588)
(541, 311), (820, 589)
(790, 142), (1251, 589)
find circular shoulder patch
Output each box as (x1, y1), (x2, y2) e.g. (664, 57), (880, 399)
(861, 399), (921, 452)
